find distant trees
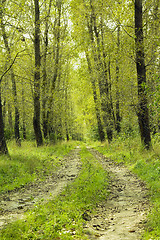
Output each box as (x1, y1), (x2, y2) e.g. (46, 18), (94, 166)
(70, 0), (159, 146)
(0, 0), (78, 150)
(0, 0), (159, 152)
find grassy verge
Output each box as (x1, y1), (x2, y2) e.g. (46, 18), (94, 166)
(0, 146), (109, 239)
(92, 135), (160, 240)
(0, 140), (77, 193)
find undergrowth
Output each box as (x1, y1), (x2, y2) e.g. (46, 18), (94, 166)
(93, 134), (160, 240)
(0, 146), (109, 239)
(0, 140), (77, 193)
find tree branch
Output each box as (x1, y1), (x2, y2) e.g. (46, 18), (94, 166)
(0, 49), (26, 83)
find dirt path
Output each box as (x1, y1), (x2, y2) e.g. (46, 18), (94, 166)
(85, 149), (149, 240)
(0, 147), (149, 239)
(0, 148), (81, 229)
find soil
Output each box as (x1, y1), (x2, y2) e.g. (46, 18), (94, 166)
(85, 149), (149, 240)
(0, 147), (81, 229)
(0, 146), (149, 240)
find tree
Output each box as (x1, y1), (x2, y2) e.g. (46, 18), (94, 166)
(85, 50), (105, 142)
(0, 0), (21, 146)
(0, 90), (8, 154)
(115, 24), (121, 134)
(33, 0), (43, 146)
(135, 0), (151, 149)
(42, 0), (52, 139)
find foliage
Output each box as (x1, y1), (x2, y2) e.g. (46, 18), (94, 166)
(0, 145), (109, 239)
(93, 135), (160, 239)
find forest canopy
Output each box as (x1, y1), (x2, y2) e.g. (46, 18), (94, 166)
(0, 0), (160, 153)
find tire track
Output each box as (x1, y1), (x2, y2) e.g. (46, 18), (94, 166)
(85, 149), (149, 240)
(0, 148), (81, 229)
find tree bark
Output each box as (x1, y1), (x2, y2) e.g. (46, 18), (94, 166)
(85, 51), (105, 142)
(0, 89), (8, 155)
(108, 56), (116, 128)
(22, 81), (26, 140)
(33, 0), (43, 146)
(8, 103), (13, 133)
(42, 0), (52, 139)
(0, 6), (21, 146)
(86, 10), (105, 142)
(115, 25), (121, 134)
(47, 0), (62, 138)
(101, 20), (114, 142)
(135, 0), (151, 149)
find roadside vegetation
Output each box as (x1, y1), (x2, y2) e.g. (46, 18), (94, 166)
(0, 143), (109, 239)
(93, 133), (160, 240)
(0, 141), (77, 194)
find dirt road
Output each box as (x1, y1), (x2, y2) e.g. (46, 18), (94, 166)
(85, 149), (149, 240)
(0, 148), (81, 229)
(0, 147), (149, 240)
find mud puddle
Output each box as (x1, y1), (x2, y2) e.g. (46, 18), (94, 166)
(0, 148), (81, 229)
(85, 149), (149, 240)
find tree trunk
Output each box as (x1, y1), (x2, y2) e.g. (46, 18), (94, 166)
(101, 21), (114, 142)
(64, 77), (70, 141)
(86, 10), (105, 142)
(47, 0), (61, 137)
(8, 103), (13, 133)
(0, 89), (8, 155)
(33, 0), (43, 146)
(0, 7), (21, 146)
(22, 81), (26, 140)
(135, 0), (151, 149)
(85, 51), (105, 142)
(108, 56), (116, 128)
(115, 25), (121, 134)
(42, 0), (52, 139)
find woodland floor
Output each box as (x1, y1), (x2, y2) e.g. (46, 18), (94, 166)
(0, 147), (149, 239)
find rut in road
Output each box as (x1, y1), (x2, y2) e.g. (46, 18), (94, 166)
(0, 148), (81, 229)
(85, 148), (149, 240)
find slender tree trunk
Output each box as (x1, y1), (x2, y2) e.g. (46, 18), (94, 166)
(148, 0), (159, 133)
(88, 3), (114, 142)
(115, 25), (121, 134)
(33, 0), (43, 146)
(108, 56), (116, 128)
(2, 100), (6, 129)
(0, 89), (8, 155)
(101, 21), (114, 142)
(42, 0), (52, 139)
(8, 103), (13, 133)
(11, 69), (21, 146)
(1, 8), (21, 146)
(64, 78), (70, 141)
(22, 82), (26, 140)
(86, 10), (105, 142)
(47, 0), (61, 137)
(85, 51), (105, 142)
(135, 0), (151, 149)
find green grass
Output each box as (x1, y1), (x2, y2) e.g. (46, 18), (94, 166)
(0, 140), (77, 193)
(0, 145), (109, 239)
(92, 135), (160, 240)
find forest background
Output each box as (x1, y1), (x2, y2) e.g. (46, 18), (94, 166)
(0, 0), (160, 152)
